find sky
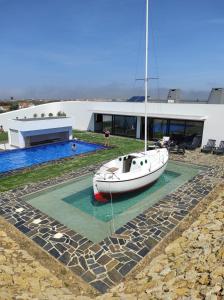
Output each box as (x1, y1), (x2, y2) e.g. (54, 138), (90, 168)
(0, 0), (224, 100)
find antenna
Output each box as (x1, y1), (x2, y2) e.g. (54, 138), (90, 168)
(144, 0), (149, 153)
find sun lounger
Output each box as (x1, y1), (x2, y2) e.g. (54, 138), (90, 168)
(185, 135), (201, 150)
(213, 140), (224, 155)
(169, 143), (185, 155)
(201, 139), (216, 153)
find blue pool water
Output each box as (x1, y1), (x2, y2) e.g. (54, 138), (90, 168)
(0, 140), (105, 173)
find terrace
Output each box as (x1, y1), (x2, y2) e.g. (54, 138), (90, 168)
(0, 131), (223, 299)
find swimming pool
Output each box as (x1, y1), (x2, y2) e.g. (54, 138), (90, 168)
(0, 140), (105, 173)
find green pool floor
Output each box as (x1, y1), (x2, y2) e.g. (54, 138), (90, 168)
(24, 161), (203, 243)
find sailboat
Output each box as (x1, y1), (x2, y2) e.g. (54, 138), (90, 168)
(93, 0), (169, 203)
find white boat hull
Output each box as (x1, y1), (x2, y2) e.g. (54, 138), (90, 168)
(93, 148), (168, 202)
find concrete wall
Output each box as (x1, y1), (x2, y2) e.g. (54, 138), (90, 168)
(0, 102), (62, 131)
(1, 101), (224, 147)
(58, 101), (224, 146)
(9, 129), (20, 147)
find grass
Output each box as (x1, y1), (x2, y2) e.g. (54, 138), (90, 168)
(0, 132), (8, 142)
(0, 130), (144, 192)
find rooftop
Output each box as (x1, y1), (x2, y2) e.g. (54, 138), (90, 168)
(14, 117), (68, 121)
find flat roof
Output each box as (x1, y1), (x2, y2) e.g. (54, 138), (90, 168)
(14, 117), (67, 121)
(91, 110), (207, 121)
(8, 117), (73, 132)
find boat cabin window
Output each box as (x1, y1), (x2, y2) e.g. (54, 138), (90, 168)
(123, 155), (136, 173)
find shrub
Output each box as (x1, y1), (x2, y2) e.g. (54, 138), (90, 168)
(33, 113), (37, 118)
(41, 113), (45, 118)
(57, 111), (66, 117)
(48, 113), (53, 117)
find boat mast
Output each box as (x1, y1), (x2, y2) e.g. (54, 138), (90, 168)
(144, 0), (149, 153)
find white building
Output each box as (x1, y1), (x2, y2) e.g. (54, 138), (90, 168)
(7, 117), (73, 148)
(0, 90), (224, 148)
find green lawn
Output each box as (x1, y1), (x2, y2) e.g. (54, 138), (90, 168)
(0, 132), (8, 142)
(0, 130), (144, 192)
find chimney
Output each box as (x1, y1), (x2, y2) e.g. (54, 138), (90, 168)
(167, 89), (181, 103)
(208, 88), (224, 104)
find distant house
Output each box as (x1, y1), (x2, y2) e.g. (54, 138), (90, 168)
(18, 101), (35, 109)
(0, 105), (11, 112)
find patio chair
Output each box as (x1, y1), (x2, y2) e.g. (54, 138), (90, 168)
(201, 139), (216, 153)
(162, 136), (170, 145)
(213, 140), (224, 155)
(185, 135), (201, 150)
(169, 143), (185, 155)
(152, 136), (170, 149)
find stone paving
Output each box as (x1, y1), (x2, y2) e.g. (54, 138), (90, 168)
(0, 150), (223, 294)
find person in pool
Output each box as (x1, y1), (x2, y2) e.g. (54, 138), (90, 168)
(71, 143), (77, 151)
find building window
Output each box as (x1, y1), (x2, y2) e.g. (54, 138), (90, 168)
(113, 115), (136, 138)
(94, 114), (112, 133)
(94, 114), (137, 138)
(102, 115), (113, 132)
(141, 117), (204, 144)
(153, 119), (168, 139)
(185, 121), (203, 137)
(95, 114), (102, 123)
(169, 119), (186, 143)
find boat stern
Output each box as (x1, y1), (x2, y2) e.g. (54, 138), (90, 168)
(93, 177), (108, 203)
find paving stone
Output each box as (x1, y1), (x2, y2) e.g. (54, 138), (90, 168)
(92, 266), (106, 275)
(70, 265), (85, 276)
(55, 243), (67, 253)
(115, 227), (126, 234)
(107, 269), (123, 283)
(125, 251), (142, 262)
(59, 252), (71, 265)
(97, 254), (111, 265)
(138, 247), (149, 257)
(81, 271), (96, 283)
(119, 260), (137, 276)
(126, 242), (140, 252)
(18, 224), (30, 234)
(49, 248), (60, 259)
(79, 256), (88, 271)
(33, 236), (47, 247)
(91, 280), (109, 293)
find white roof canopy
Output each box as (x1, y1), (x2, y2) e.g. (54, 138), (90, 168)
(91, 110), (207, 121)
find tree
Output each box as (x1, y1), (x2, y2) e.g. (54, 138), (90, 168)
(41, 113), (45, 118)
(48, 113), (53, 117)
(33, 113), (38, 118)
(10, 102), (19, 111)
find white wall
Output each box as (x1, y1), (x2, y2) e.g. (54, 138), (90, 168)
(58, 101), (224, 146)
(1, 100), (224, 147)
(9, 129), (20, 147)
(0, 102), (62, 131)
